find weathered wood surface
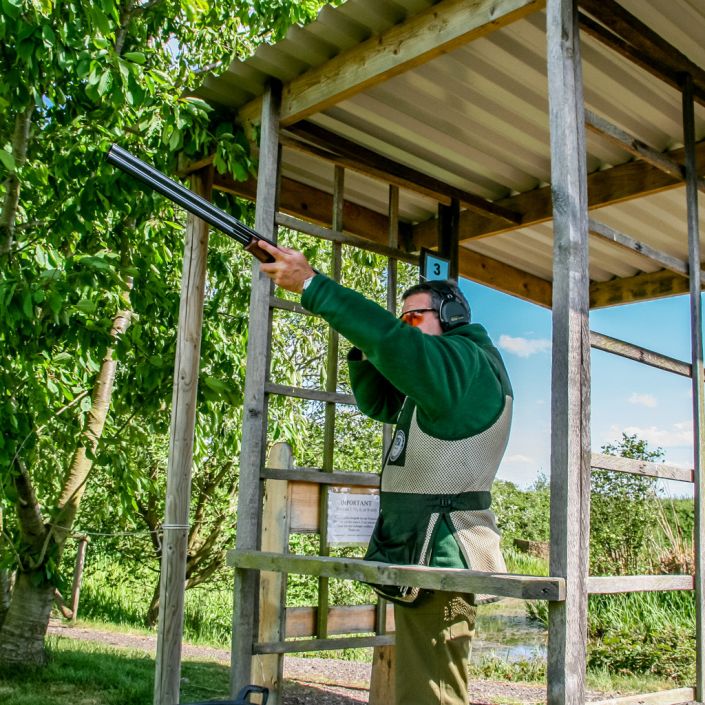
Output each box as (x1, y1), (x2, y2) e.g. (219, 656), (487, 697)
(591, 452), (693, 484)
(154, 167), (212, 705)
(369, 644), (396, 705)
(589, 331), (691, 377)
(546, 1), (591, 703)
(231, 82), (281, 699)
(284, 122), (520, 223)
(254, 444), (292, 705)
(228, 551), (565, 601)
(589, 269), (692, 310)
(412, 139), (705, 249)
(578, 0), (705, 106)
(585, 111), (684, 181)
(275, 213), (419, 265)
(285, 604), (395, 638)
(239, 0), (544, 127)
(270, 296), (311, 317)
(265, 382), (356, 406)
(288, 481), (320, 532)
(588, 219), (692, 280)
(260, 468), (380, 487)
(587, 575), (694, 595)
(254, 634), (395, 655)
(682, 73), (705, 703)
(588, 687), (695, 705)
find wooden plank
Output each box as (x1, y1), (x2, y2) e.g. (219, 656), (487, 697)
(589, 331), (692, 377)
(261, 468), (380, 487)
(578, 0), (705, 105)
(275, 213), (419, 265)
(254, 635), (395, 655)
(285, 604), (395, 638)
(457, 247), (553, 307)
(270, 296), (311, 317)
(239, 0), (545, 127)
(369, 645), (396, 705)
(154, 167), (212, 705)
(228, 551), (566, 601)
(231, 82), (281, 699)
(284, 122), (521, 224)
(255, 443), (293, 705)
(546, 1), (591, 704)
(682, 73), (705, 703)
(589, 269), (690, 310)
(412, 140), (705, 249)
(588, 218), (690, 278)
(585, 111), (684, 181)
(591, 452), (693, 484)
(587, 575), (694, 595)
(214, 171), (405, 248)
(265, 382), (356, 406)
(589, 688), (695, 705)
(288, 481), (320, 533)
(439, 198), (461, 279)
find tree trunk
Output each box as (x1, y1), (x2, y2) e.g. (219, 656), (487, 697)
(0, 571), (53, 666)
(146, 579), (161, 628)
(0, 569), (13, 627)
(0, 308), (132, 666)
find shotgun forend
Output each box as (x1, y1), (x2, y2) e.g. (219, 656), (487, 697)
(106, 144), (276, 263)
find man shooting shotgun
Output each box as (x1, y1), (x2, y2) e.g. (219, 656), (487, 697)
(105, 144), (275, 263)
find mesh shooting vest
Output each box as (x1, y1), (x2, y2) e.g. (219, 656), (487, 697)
(365, 395), (513, 604)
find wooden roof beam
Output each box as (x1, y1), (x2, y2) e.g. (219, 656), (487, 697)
(412, 139), (705, 249)
(283, 121), (521, 224)
(238, 0), (545, 128)
(577, 1), (705, 107)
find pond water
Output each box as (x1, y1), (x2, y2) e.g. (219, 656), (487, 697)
(471, 598), (547, 663)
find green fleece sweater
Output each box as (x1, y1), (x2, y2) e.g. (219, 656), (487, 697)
(301, 273), (512, 439)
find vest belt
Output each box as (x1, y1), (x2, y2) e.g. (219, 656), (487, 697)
(380, 490), (491, 513)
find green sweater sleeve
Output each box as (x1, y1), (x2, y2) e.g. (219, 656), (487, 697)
(347, 349), (406, 423)
(302, 274), (509, 439)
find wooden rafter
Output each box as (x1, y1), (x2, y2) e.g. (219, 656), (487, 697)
(238, 0), (545, 128)
(413, 139), (705, 248)
(577, 1), (705, 106)
(284, 121), (521, 224)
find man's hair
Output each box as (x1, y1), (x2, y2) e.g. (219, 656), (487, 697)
(402, 279), (471, 326)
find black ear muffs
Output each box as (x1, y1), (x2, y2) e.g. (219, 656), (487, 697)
(432, 283), (469, 331)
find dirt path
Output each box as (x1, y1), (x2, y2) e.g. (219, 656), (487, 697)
(46, 620), (580, 704)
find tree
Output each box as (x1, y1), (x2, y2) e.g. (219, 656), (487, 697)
(0, 0), (339, 665)
(590, 433), (663, 575)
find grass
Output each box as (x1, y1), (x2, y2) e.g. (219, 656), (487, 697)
(0, 637), (231, 705)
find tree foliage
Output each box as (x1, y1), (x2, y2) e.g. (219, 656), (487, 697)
(0, 0), (340, 665)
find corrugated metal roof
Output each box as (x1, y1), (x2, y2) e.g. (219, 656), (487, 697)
(194, 0), (705, 304)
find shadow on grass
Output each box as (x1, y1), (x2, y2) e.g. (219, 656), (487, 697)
(0, 638), (368, 705)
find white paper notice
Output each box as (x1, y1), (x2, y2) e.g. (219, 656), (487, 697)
(327, 487), (380, 546)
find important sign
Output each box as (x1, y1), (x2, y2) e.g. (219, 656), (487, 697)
(326, 487), (380, 546)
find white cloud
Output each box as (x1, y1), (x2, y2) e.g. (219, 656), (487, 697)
(628, 392), (657, 408)
(607, 422), (693, 448)
(505, 454), (533, 463)
(498, 334), (551, 358)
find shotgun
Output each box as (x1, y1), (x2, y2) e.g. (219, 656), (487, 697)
(106, 144), (275, 263)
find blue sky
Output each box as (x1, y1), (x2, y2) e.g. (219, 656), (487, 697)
(458, 279), (697, 497)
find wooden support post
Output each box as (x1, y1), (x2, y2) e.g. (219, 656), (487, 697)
(231, 81), (282, 698)
(317, 166), (344, 638)
(438, 197), (460, 279)
(154, 166), (212, 705)
(370, 184), (399, 705)
(254, 443), (293, 705)
(682, 72), (705, 703)
(69, 536), (88, 624)
(546, 1), (591, 704)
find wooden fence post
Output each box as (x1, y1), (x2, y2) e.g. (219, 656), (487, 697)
(154, 166), (212, 705)
(546, 0), (591, 704)
(253, 442), (293, 705)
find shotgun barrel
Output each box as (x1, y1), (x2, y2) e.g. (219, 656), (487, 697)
(106, 144), (275, 263)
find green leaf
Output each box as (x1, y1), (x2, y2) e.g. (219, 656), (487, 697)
(0, 148), (16, 172)
(97, 70), (113, 96)
(123, 52), (146, 64)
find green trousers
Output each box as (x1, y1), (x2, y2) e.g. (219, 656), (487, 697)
(393, 591), (477, 705)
